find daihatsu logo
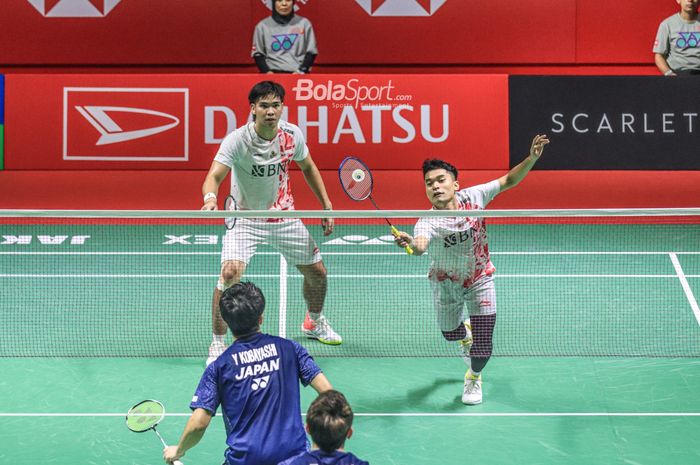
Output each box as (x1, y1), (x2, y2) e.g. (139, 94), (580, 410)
(75, 106), (180, 145)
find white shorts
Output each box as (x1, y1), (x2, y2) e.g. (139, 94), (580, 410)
(221, 218), (322, 266)
(429, 274), (496, 332)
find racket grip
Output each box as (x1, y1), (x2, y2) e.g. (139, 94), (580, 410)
(390, 225), (413, 255)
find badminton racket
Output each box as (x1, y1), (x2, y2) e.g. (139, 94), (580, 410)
(338, 156), (412, 254)
(126, 399), (184, 465)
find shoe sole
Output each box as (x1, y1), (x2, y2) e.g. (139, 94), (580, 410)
(301, 328), (342, 345)
(462, 398), (482, 405)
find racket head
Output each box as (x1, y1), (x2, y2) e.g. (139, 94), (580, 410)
(224, 195), (237, 230)
(126, 399), (165, 433)
(338, 156), (373, 201)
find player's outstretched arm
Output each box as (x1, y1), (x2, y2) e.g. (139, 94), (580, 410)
(498, 134), (550, 193)
(163, 408), (213, 463)
(394, 232), (428, 256)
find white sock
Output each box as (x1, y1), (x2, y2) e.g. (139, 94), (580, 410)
(213, 334), (226, 345)
(469, 369), (481, 378)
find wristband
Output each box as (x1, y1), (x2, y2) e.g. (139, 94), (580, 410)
(203, 192), (217, 202)
(664, 70), (674, 76)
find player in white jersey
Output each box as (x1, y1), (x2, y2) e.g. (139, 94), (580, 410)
(394, 134), (550, 404)
(201, 81), (341, 366)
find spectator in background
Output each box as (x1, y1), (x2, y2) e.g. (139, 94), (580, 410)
(252, 0), (318, 74)
(653, 0), (700, 75)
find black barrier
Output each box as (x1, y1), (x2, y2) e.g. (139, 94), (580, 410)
(509, 76), (700, 170)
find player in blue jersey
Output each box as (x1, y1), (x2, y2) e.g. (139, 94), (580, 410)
(163, 282), (333, 465)
(279, 390), (369, 465)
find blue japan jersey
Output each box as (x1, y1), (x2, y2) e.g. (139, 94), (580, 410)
(190, 333), (322, 465)
(278, 449), (370, 465)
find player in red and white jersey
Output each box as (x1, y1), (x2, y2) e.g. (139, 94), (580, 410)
(395, 134), (550, 405)
(202, 81), (341, 366)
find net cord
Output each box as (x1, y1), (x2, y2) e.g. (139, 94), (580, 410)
(1, 208), (698, 219)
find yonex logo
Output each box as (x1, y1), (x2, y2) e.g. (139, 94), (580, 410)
(676, 32), (700, 48)
(271, 34), (299, 52)
(28, 0), (122, 17)
(251, 375), (270, 391)
(75, 106), (180, 146)
(355, 0), (448, 17)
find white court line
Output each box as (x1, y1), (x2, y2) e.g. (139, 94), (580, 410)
(670, 253), (700, 327)
(2, 274), (698, 279)
(1, 412), (699, 418)
(1, 251), (700, 256)
(278, 255), (288, 338)
(1, 274), (699, 279)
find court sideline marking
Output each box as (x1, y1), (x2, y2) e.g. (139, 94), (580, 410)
(2, 412), (700, 417)
(670, 253), (700, 326)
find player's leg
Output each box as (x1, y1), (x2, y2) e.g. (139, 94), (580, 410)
(271, 219), (342, 345)
(431, 279), (470, 366)
(297, 261), (341, 345)
(461, 275), (497, 405)
(208, 221), (257, 365)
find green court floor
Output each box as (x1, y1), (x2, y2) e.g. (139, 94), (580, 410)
(1, 220), (699, 464)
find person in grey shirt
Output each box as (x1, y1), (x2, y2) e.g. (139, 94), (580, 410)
(252, 0), (318, 74)
(653, 0), (700, 75)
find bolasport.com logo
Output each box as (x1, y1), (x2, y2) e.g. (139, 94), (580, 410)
(293, 78), (412, 109)
(28, 0), (122, 17)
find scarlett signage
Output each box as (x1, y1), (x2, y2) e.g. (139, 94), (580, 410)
(63, 87), (188, 161)
(6, 74), (508, 170)
(509, 76), (700, 170)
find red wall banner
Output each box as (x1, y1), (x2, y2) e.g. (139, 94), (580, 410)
(5, 74), (509, 171)
(0, 0), (674, 65)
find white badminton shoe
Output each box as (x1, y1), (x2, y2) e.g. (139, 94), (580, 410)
(462, 370), (483, 405)
(206, 340), (227, 366)
(301, 313), (342, 345)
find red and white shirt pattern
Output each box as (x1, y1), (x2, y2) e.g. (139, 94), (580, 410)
(214, 120), (309, 211)
(414, 180), (501, 288)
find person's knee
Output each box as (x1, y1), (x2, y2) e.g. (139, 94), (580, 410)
(442, 324), (467, 341)
(302, 263), (327, 283)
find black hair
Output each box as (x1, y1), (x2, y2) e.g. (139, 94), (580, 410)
(248, 81), (286, 105)
(422, 158), (458, 180)
(306, 390), (354, 453)
(219, 282), (265, 337)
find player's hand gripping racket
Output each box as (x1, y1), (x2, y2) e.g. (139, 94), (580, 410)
(224, 195), (238, 230)
(338, 156), (413, 254)
(126, 399), (184, 465)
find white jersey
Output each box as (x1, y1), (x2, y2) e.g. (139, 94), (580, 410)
(214, 120), (309, 211)
(414, 180), (501, 287)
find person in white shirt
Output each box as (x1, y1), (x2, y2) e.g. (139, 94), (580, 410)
(394, 134), (550, 405)
(201, 81), (341, 366)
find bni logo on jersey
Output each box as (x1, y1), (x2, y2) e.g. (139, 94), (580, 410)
(355, 0), (447, 16)
(63, 87), (189, 161)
